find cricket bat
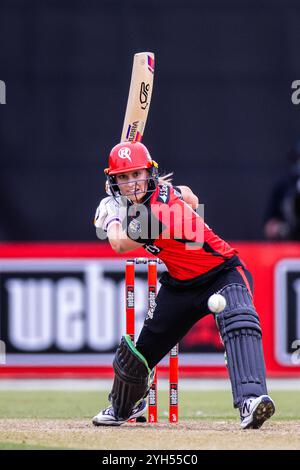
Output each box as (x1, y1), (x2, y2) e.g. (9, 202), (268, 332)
(121, 52), (155, 142)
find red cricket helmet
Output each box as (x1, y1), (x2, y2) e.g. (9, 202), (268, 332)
(104, 141), (159, 201)
(104, 141), (157, 175)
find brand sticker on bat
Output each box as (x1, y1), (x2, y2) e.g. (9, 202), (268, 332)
(140, 82), (150, 109)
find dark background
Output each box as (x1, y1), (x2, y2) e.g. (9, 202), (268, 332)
(0, 0), (300, 241)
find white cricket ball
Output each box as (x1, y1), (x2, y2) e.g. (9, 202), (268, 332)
(207, 294), (226, 313)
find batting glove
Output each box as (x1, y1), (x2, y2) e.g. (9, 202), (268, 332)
(94, 196), (127, 232)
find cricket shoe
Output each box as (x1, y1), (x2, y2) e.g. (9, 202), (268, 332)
(92, 399), (147, 426)
(240, 395), (275, 430)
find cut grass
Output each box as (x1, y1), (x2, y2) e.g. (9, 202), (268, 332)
(0, 390), (299, 421)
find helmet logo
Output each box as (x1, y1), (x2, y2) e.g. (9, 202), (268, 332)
(118, 147), (132, 161)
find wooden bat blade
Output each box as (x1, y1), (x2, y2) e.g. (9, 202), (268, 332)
(121, 52), (155, 143)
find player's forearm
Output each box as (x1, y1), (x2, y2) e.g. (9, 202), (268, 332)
(178, 185), (199, 210)
(107, 223), (141, 253)
(186, 194), (199, 210)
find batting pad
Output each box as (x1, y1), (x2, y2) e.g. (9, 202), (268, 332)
(110, 335), (150, 420)
(216, 284), (268, 408)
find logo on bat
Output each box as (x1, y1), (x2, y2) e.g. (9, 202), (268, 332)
(118, 147), (132, 161)
(140, 82), (150, 110)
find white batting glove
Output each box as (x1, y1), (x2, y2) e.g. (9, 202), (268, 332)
(94, 196), (111, 230)
(105, 180), (112, 196)
(104, 197), (122, 231)
(94, 196), (127, 232)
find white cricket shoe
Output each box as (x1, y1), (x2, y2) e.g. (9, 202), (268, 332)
(92, 399), (147, 426)
(240, 395), (275, 429)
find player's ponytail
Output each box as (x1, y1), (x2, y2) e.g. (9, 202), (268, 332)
(158, 172), (173, 186)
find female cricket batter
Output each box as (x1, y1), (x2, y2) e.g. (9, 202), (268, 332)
(92, 141), (275, 429)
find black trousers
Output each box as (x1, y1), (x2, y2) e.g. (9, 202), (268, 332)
(136, 265), (254, 370)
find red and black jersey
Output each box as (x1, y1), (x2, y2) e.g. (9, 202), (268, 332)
(125, 184), (241, 285)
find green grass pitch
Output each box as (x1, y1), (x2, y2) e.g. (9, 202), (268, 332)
(0, 390), (298, 420)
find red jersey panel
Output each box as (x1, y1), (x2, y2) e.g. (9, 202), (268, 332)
(126, 184), (238, 281)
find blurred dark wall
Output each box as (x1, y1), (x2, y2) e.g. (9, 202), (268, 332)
(1, 0), (300, 241)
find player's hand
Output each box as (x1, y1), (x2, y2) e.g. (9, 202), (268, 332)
(104, 196), (129, 231)
(94, 196), (114, 230)
(94, 196), (127, 232)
